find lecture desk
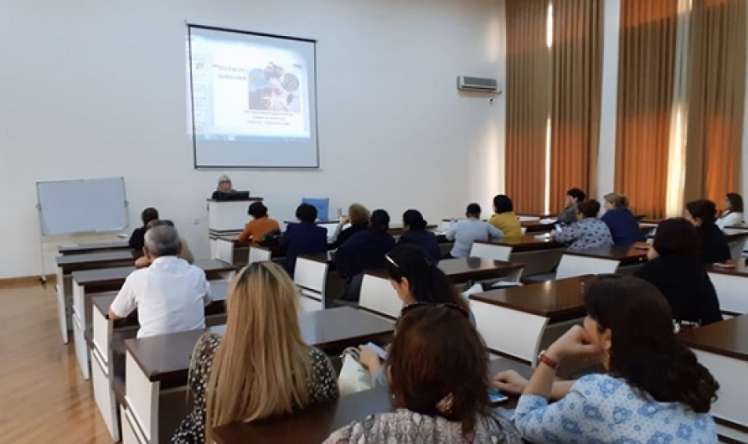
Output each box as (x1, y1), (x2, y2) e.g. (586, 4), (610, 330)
(121, 307), (395, 444)
(70, 259), (236, 380)
(58, 239), (131, 255)
(469, 276), (593, 364)
(89, 285), (230, 442)
(366, 257), (525, 285)
(563, 242), (650, 267)
(211, 358), (532, 444)
(678, 315), (748, 442)
(55, 249), (137, 344)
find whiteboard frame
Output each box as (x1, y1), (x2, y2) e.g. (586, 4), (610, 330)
(36, 177), (130, 236)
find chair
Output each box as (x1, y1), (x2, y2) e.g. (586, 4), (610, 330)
(214, 238), (234, 264)
(728, 238), (747, 261)
(293, 256), (328, 311)
(708, 271), (748, 316)
(359, 273), (402, 319)
(302, 197), (330, 221)
(555, 254), (620, 280)
(248, 245), (272, 264)
(469, 242), (512, 262)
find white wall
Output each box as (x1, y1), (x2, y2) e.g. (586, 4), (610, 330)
(597, 0), (620, 200)
(0, 0), (506, 278)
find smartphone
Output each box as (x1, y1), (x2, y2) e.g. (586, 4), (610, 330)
(366, 342), (388, 360)
(488, 388), (509, 404)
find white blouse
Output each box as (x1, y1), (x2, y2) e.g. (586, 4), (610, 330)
(716, 211), (743, 229)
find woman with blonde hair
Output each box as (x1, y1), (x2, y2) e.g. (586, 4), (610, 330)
(171, 262), (338, 444)
(601, 192), (644, 246)
(329, 203), (370, 249)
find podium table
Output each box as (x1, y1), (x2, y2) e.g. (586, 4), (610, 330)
(208, 197), (262, 259)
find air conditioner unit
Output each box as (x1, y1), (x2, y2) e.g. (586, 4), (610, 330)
(457, 76), (498, 93)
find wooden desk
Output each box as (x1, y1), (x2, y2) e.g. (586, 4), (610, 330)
(54, 249), (137, 344)
(722, 228), (748, 242)
(469, 277), (591, 363)
(212, 357), (531, 444)
(70, 259), (236, 380)
(122, 307), (395, 444)
(564, 243), (649, 267)
(437, 257), (524, 283)
(493, 235), (563, 253)
(59, 239), (132, 255)
(678, 315), (748, 441)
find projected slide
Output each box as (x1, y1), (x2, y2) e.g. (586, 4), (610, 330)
(188, 25), (319, 168)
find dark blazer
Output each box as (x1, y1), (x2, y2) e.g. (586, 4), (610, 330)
(281, 223), (327, 276)
(328, 223), (368, 250)
(397, 230), (441, 264)
(128, 226), (146, 251)
(334, 230), (396, 280)
(698, 224), (731, 264)
(601, 208), (644, 246)
(635, 255), (722, 325)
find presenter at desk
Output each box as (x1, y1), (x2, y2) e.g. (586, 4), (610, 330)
(211, 175), (236, 200)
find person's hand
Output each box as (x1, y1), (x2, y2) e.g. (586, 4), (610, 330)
(339, 216), (350, 225)
(546, 325), (602, 363)
(492, 370), (529, 395)
(359, 345), (381, 372)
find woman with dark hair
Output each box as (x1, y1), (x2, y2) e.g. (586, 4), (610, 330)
(489, 195), (522, 242)
(494, 275), (718, 443)
(359, 245), (471, 386)
(237, 201), (280, 243)
(685, 199), (731, 264)
(325, 306), (521, 443)
(334, 209), (395, 290)
(557, 187), (587, 225)
(553, 200), (613, 250)
(397, 209), (441, 263)
(635, 218), (722, 326)
(281, 203), (327, 276)
(716, 193), (744, 229)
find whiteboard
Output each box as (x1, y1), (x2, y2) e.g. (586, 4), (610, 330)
(36, 177), (128, 236)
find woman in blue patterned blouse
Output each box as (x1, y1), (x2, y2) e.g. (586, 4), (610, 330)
(493, 275), (719, 443)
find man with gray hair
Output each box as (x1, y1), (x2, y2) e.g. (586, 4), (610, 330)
(109, 224), (212, 338)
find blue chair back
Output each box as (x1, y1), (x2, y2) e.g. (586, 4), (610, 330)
(301, 198), (330, 221)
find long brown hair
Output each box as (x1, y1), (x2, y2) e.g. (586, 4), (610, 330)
(387, 305), (490, 435)
(205, 262), (312, 439)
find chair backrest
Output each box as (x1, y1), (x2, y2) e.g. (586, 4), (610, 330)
(708, 272), (748, 316)
(248, 245), (272, 264)
(215, 238), (234, 264)
(294, 256), (328, 311)
(556, 253), (620, 280)
(470, 242), (512, 262)
(728, 238), (747, 261)
(318, 221), (340, 243)
(359, 273), (402, 319)
(470, 299), (549, 365)
(302, 198), (330, 222)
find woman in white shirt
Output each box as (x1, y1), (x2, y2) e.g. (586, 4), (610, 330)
(716, 193), (744, 229)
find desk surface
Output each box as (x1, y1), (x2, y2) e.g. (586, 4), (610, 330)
(470, 276), (593, 323)
(489, 235), (563, 252)
(125, 307), (394, 384)
(58, 240), (131, 255)
(722, 228), (748, 242)
(438, 257), (524, 283)
(706, 260), (748, 277)
(564, 243), (649, 266)
(71, 259), (235, 286)
(211, 357), (530, 444)
(56, 249), (136, 267)
(678, 315), (748, 361)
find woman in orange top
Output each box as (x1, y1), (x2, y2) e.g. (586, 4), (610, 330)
(238, 202), (280, 243)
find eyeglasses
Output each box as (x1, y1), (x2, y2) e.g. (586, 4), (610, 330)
(401, 302), (470, 320)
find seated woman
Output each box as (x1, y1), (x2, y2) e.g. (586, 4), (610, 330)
(397, 209), (441, 263)
(237, 201), (280, 243)
(334, 209), (396, 291)
(129, 207), (159, 252)
(716, 192), (744, 229)
(494, 275), (718, 443)
(685, 199), (731, 264)
(359, 245), (471, 385)
(636, 218), (722, 326)
(553, 199), (613, 250)
(489, 195), (522, 243)
(557, 187), (586, 225)
(325, 305), (521, 444)
(211, 174), (236, 200)
(601, 192), (644, 246)
(172, 262), (338, 444)
(281, 203), (327, 276)
(328, 203), (369, 249)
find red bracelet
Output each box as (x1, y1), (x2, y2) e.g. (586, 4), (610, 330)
(537, 350), (560, 371)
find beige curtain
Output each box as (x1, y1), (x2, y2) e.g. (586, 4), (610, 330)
(549, 0), (603, 214)
(615, 0), (678, 219)
(505, 0), (551, 214)
(684, 0), (747, 206)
